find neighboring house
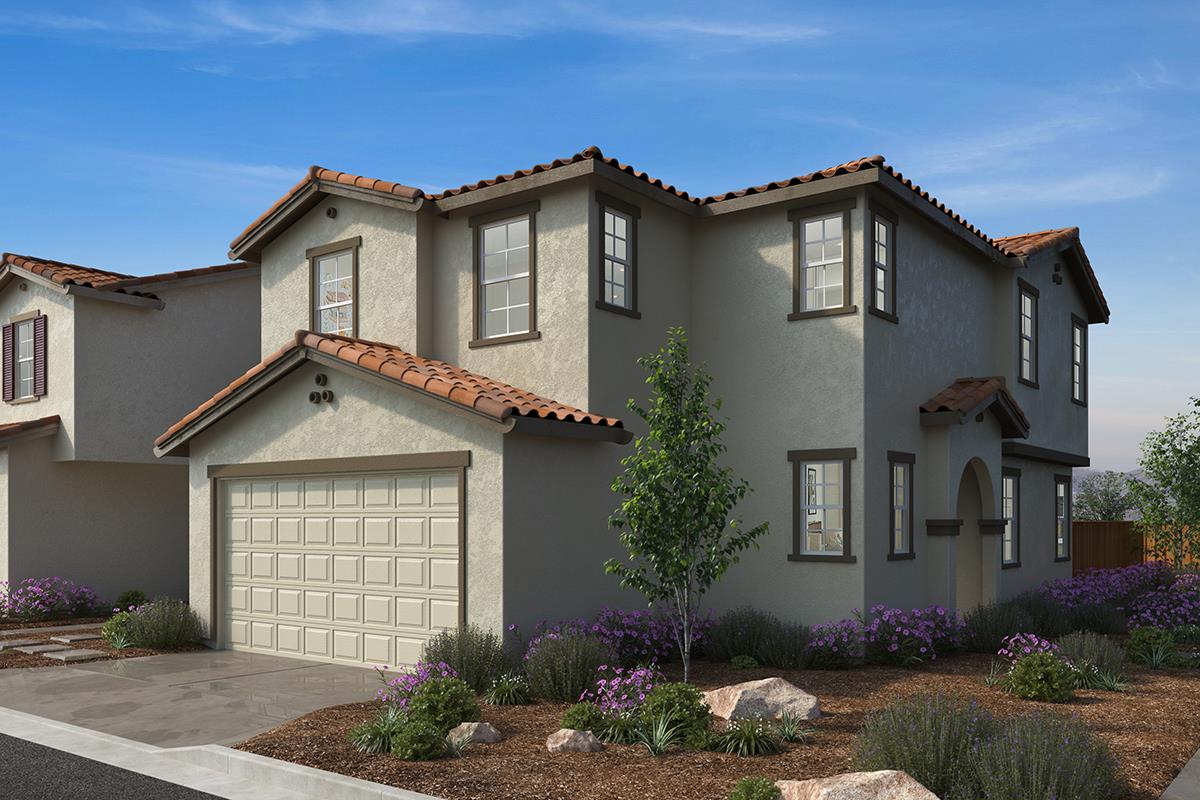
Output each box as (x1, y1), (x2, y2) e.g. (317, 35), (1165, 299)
(154, 147), (1109, 668)
(0, 254), (261, 602)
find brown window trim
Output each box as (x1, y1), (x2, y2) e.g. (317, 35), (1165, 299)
(470, 200), (540, 346)
(867, 204), (899, 324)
(787, 447), (856, 563)
(307, 236), (361, 338)
(1001, 467), (1021, 568)
(1071, 313), (1088, 407)
(788, 198), (856, 321)
(887, 450), (916, 561)
(595, 191), (641, 319)
(1054, 473), (1072, 562)
(1017, 277), (1039, 389)
(4, 313), (47, 403)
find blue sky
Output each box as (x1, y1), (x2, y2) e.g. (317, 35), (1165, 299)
(1, 1), (1197, 469)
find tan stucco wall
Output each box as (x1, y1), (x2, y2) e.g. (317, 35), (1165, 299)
(2, 435), (187, 601)
(182, 361), (506, 639)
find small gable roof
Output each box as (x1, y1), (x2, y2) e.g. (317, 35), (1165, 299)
(0, 415), (61, 446)
(995, 227), (1109, 324)
(921, 376), (1030, 439)
(1, 253), (257, 304)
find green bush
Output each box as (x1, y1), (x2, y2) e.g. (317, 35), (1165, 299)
(124, 598), (204, 648)
(390, 717), (448, 761)
(728, 777), (781, 800)
(100, 611), (135, 649)
(1057, 631), (1127, 689)
(1009, 592), (1073, 639)
(718, 719), (782, 756)
(973, 713), (1122, 800)
(561, 702), (605, 733)
(1066, 602), (1127, 636)
(707, 608), (782, 662)
(756, 620), (814, 669)
(639, 682), (713, 743)
(1127, 626), (1178, 667)
(1003, 652), (1074, 702)
(730, 654), (759, 670)
(114, 590), (146, 609)
(405, 676), (479, 734)
(1175, 623), (1200, 645)
(523, 633), (612, 701)
(483, 672), (530, 706)
(348, 704), (407, 754)
(420, 624), (509, 693)
(963, 602), (1035, 653)
(600, 712), (641, 745)
(854, 693), (996, 799)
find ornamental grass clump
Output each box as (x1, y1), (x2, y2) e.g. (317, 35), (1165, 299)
(483, 672), (530, 706)
(420, 624), (509, 693)
(122, 598), (204, 648)
(1056, 631), (1128, 691)
(859, 604), (965, 666)
(718, 719), (782, 756)
(1127, 626), (1179, 667)
(0, 577), (101, 621)
(963, 601), (1035, 653)
(973, 713), (1122, 800)
(707, 607), (783, 662)
(523, 631), (613, 701)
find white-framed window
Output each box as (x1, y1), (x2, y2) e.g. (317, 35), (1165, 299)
(1019, 284), (1038, 384)
(800, 214), (845, 311)
(315, 250), (355, 336)
(800, 461), (844, 555)
(15, 319), (34, 399)
(480, 216), (531, 339)
(1002, 471), (1020, 566)
(890, 458), (912, 556)
(603, 208), (633, 310)
(872, 215), (894, 314)
(1055, 477), (1071, 561)
(1071, 317), (1087, 403)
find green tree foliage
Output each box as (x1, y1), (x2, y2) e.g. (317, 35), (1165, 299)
(606, 328), (768, 682)
(1073, 471), (1134, 521)
(1129, 398), (1200, 567)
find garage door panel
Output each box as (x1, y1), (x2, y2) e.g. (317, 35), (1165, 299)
(223, 468), (461, 668)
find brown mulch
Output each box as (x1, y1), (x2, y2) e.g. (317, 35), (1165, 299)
(235, 656), (1200, 800)
(0, 616), (110, 631)
(0, 628), (205, 670)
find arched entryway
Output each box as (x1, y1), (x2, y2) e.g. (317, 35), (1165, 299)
(953, 457), (998, 611)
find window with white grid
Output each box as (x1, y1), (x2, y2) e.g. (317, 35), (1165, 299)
(315, 250), (354, 336)
(480, 216), (531, 339)
(603, 208), (633, 310)
(800, 214), (845, 311)
(800, 461), (844, 555)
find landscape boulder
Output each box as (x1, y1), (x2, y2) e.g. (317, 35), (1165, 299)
(776, 770), (939, 800)
(703, 677), (821, 721)
(546, 728), (604, 753)
(448, 721), (502, 744)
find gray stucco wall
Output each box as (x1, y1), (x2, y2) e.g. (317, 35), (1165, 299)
(997, 457), (1073, 596)
(182, 361), (506, 639)
(3, 435), (187, 602)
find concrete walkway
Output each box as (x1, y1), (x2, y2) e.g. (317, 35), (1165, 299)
(0, 650), (383, 746)
(1162, 745), (1200, 800)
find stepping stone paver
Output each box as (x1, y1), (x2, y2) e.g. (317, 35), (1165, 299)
(42, 648), (105, 662)
(14, 643), (69, 654)
(49, 632), (102, 643)
(0, 639), (40, 651)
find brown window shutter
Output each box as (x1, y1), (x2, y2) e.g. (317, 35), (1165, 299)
(32, 315), (47, 397)
(1, 323), (12, 402)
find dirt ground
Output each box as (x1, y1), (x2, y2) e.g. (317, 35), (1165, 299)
(237, 655), (1200, 800)
(0, 627), (204, 669)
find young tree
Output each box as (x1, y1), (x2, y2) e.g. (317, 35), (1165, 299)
(1128, 397), (1200, 567)
(1073, 470), (1134, 520)
(605, 327), (768, 683)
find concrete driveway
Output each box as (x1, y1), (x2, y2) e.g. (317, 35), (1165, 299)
(0, 650), (382, 747)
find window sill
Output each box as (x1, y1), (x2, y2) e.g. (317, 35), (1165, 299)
(468, 331), (542, 349)
(886, 552), (916, 561)
(1002, 561), (1022, 570)
(1054, 555), (1071, 563)
(6, 396), (41, 405)
(1071, 397), (1087, 408)
(595, 300), (641, 319)
(867, 306), (899, 324)
(787, 553), (857, 563)
(1018, 377), (1039, 390)
(787, 305), (858, 322)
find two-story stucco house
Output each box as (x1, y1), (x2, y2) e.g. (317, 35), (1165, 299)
(0, 254), (260, 601)
(154, 148), (1109, 668)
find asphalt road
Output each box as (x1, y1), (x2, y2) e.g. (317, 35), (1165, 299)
(0, 733), (222, 800)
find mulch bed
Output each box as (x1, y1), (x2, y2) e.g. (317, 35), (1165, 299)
(236, 656), (1200, 800)
(0, 627), (205, 669)
(0, 616), (110, 632)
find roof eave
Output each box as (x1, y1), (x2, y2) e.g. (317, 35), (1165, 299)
(873, 173), (1009, 265)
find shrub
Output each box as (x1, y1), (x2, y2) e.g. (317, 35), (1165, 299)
(600, 712), (641, 745)
(707, 607), (781, 662)
(1126, 576), (1200, 629)
(718, 719), (782, 757)
(561, 702), (606, 733)
(634, 712), (687, 755)
(115, 590), (146, 609)
(1066, 602), (1128, 635)
(1175, 623), (1200, 644)
(773, 710), (814, 743)
(377, 661), (457, 707)
(808, 618), (864, 668)
(524, 632), (612, 701)
(963, 601), (1035, 653)
(420, 624), (508, 693)
(518, 608), (713, 667)
(997, 632), (1059, 664)
(639, 681), (713, 743)
(1003, 652), (1074, 702)
(1057, 631), (1125, 678)
(730, 654), (759, 670)
(1043, 561), (1174, 610)
(1127, 626), (1178, 667)
(0, 577), (101, 621)
(390, 717), (449, 761)
(973, 713), (1122, 800)
(100, 610), (135, 649)
(1008, 591), (1073, 639)
(728, 777), (781, 800)
(580, 665), (659, 714)
(860, 604), (965, 666)
(483, 672), (530, 706)
(348, 704), (407, 754)
(854, 693), (996, 799)
(124, 598), (204, 648)
(405, 676), (480, 734)
(755, 619), (814, 669)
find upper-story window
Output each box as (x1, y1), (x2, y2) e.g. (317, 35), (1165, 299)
(1055, 475), (1071, 562)
(308, 237), (360, 337)
(788, 199), (855, 321)
(3, 314), (46, 402)
(1002, 469), (1020, 567)
(1071, 315), (1087, 405)
(888, 451), (914, 559)
(788, 448), (856, 563)
(596, 192), (641, 318)
(1018, 280), (1039, 387)
(869, 209), (898, 321)
(470, 200), (540, 347)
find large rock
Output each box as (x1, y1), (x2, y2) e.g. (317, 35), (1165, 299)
(448, 721), (502, 744)
(703, 677), (821, 721)
(546, 728), (604, 753)
(776, 770), (939, 800)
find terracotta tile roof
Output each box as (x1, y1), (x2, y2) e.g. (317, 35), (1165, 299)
(2, 253), (133, 288)
(110, 261), (256, 288)
(696, 155), (886, 204)
(0, 415), (61, 443)
(921, 376), (1030, 438)
(994, 227), (1079, 256)
(156, 331), (624, 449)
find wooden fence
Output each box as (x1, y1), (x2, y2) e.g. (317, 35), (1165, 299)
(1072, 520), (1143, 575)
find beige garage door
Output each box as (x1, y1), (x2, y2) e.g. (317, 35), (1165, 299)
(220, 469), (461, 667)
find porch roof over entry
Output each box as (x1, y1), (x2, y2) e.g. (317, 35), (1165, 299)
(919, 376), (1030, 439)
(154, 331), (630, 457)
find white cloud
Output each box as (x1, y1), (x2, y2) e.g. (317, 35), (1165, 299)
(935, 168), (1169, 210)
(112, 153), (302, 190)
